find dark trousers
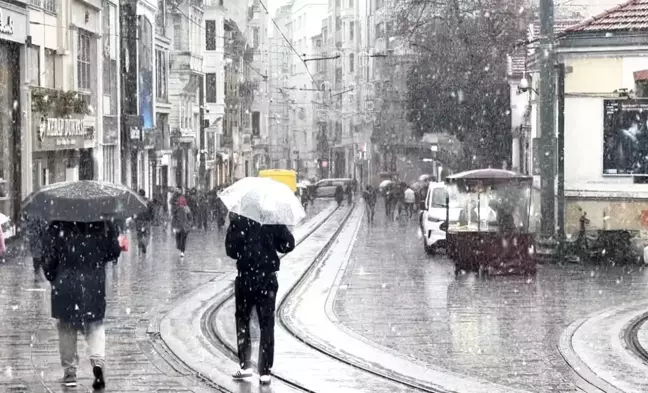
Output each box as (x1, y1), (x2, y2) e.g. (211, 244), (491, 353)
(175, 231), (188, 252)
(234, 273), (278, 376)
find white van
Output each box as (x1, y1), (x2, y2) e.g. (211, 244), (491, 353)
(420, 182), (461, 254)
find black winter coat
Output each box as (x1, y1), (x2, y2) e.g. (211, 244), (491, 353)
(225, 214), (295, 275)
(42, 221), (121, 328)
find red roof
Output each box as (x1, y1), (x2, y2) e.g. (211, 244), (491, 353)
(565, 0), (648, 32)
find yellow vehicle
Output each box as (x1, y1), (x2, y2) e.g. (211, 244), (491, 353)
(258, 169), (297, 193)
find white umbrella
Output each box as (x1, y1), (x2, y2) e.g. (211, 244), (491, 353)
(219, 177), (306, 226)
(379, 180), (393, 189)
(0, 213), (8, 225)
(419, 174), (432, 181)
(297, 182), (308, 189)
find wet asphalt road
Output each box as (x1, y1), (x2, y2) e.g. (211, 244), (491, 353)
(333, 203), (648, 393)
(0, 201), (326, 393)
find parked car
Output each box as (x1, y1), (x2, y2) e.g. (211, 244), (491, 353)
(313, 178), (354, 198)
(0, 213), (15, 241)
(419, 182), (460, 254)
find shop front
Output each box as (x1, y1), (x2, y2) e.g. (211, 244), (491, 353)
(0, 1), (28, 219)
(31, 116), (97, 190)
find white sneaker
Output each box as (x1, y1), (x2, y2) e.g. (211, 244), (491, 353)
(260, 375), (272, 385)
(180, 252), (184, 258)
(232, 368), (253, 380)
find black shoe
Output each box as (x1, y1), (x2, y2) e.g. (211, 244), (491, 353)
(92, 366), (105, 390)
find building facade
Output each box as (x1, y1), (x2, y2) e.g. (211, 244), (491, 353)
(0, 0), (28, 220)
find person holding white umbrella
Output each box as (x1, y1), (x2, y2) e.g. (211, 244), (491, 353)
(221, 177), (304, 385)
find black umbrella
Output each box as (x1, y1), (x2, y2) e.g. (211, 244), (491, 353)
(21, 181), (148, 222)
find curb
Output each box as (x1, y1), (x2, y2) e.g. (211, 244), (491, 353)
(558, 300), (648, 393)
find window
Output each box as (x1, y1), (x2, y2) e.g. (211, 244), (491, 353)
(156, 0), (166, 36)
(335, 0), (340, 7)
(174, 18), (184, 51)
(206, 20), (216, 50)
(375, 0), (383, 9)
(44, 49), (55, 88)
(336, 17), (341, 32)
(376, 22), (385, 38)
(349, 53), (354, 72)
(206, 73), (217, 102)
(252, 111), (260, 135)
(77, 30), (92, 90)
(28, 45), (39, 86)
(156, 50), (168, 100)
(349, 0), (353, 6)
(322, 27), (328, 44)
(43, 0), (56, 13)
(349, 21), (354, 41)
(253, 27), (260, 49)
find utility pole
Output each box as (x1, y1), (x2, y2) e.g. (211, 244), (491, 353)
(556, 63), (566, 258)
(198, 75), (206, 189)
(539, 0), (556, 237)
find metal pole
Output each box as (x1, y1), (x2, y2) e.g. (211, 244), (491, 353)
(198, 74), (206, 189)
(539, 0), (556, 237)
(556, 63), (566, 257)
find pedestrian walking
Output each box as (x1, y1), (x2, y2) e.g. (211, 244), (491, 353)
(135, 189), (154, 254)
(0, 224), (5, 263)
(363, 185), (377, 223)
(25, 216), (48, 277)
(172, 195), (193, 257)
(345, 183), (353, 205)
(335, 185), (344, 207)
(226, 213), (295, 385)
(42, 220), (122, 389)
(404, 186), (416, 219)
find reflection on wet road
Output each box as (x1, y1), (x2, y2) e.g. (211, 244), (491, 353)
(334, 204), (648, 393)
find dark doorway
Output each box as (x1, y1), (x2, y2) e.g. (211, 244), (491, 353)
(79, 148), (94, 180)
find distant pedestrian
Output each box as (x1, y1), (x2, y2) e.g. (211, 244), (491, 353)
(172, 195), (193, 257)
(135, 189), (154, 254)
(335, 185), (344, 207)
(345, 183), (353, 205)
(42, 220), (122, 390)
(404, 187), (416, 218)
(0, 225), (5, 262)
(363, 185), (377, 223)
(25, 216), (48, 277)
(226, 212), (295, 385)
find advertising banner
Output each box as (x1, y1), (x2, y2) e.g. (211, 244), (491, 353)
(603, 100), (648, 175)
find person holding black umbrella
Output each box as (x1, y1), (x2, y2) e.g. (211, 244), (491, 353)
(21, 180), (149, 389)
(42, 220), (122, 389)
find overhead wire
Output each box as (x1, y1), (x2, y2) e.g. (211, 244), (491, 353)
(256, 0), (319, 87)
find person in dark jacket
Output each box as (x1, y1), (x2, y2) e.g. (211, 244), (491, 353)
(135, 189), (154, 253)
(42, 220), (121, 390)
(225, 213), (295, 385)
(172, 195), (193, 257)
(25, 216), (48, 277)
(334, 185), (344, 207)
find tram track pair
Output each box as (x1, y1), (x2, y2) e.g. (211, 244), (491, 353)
(624, 311), (648, 366)
(204, 202), (448, 393)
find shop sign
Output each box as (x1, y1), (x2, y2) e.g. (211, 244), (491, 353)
(0, 5), (26, 44)
(33, 116), (94, 152)
(130, 127), (142, 140)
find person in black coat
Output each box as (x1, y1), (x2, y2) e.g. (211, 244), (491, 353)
(42, 220), (121, 390)
(225, 213), (295, 385)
